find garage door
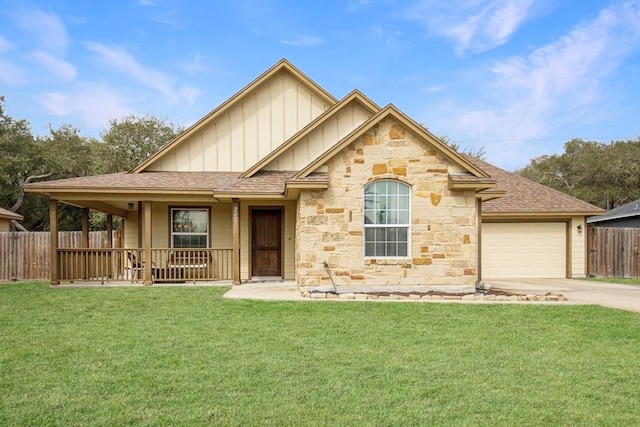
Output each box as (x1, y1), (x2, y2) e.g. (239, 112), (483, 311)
(482, 222), (566, 279)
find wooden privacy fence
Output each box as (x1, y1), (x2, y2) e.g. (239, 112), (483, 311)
(0, 231), (121, 281)
(588, 226), (640, 278)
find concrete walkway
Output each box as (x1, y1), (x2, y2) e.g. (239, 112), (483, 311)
(224, 282), (306, 301)
(223, 279), (640, 313)
(485, 278), (640, 313)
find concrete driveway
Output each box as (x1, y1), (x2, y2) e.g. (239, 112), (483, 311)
(485, 278), (640, 313)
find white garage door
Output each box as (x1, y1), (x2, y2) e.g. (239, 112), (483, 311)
(482, 222), (566, 279)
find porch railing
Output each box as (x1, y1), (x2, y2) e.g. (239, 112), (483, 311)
(56, 248), (233, 284)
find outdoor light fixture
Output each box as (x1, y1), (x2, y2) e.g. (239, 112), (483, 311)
(128, 203), (134, 210)
(577, 225), (583, 233)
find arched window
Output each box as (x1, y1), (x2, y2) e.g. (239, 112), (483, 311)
(364, 180), (410, 257)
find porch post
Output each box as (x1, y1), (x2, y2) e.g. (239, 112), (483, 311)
(106, 214), (113, 279)
(143, 201), (153, 285)
(232, 198), (241, 285)
(106, 215), (113, 247)
(476, 199), (482, 283)
(81, 208), (90, 247)
(81, 208), (89, 279)
(49, 199), (59, 286)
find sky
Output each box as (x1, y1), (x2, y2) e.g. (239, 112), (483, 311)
(1, 0), (640, 171)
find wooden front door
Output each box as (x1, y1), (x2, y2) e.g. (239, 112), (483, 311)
(251, 209), (282, 277)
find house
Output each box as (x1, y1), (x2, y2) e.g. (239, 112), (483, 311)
(24, 59), (604, 289)
(0, 207), (23, 232)
(587, 198), (640, 228)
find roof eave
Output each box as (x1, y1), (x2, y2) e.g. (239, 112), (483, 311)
(587, 211), (640, 223)
(0, 212), (24, 221)
(483, 211), (606, 218)
(448, 175), (497, 191)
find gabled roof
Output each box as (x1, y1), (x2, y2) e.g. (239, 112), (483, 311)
(24, 59), (606, 219)
(464, 156), (605, 216)
(241, 89), (380, 178)
(587, 198), (640, 223)
(0, 207), (23, 221)
(131, 59), (338, 173)
(294, 103), (490, 180)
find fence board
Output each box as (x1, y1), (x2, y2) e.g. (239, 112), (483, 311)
(0, 231), (121, 281)
(588, 226), (640, 278)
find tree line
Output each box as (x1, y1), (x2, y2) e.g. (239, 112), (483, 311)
(517, 138), (640, 210)
(0, 96), (182, 231)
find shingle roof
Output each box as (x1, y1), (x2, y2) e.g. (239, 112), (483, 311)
(587, 198), (640, 223)
(464, 155), (604, 215)
(25, 171), (329, 195)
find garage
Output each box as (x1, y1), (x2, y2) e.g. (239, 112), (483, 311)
(482, 222), (567, 279)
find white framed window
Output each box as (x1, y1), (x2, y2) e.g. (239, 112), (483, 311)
(171, 208), (209, 248)
(364, 180), (410, 257)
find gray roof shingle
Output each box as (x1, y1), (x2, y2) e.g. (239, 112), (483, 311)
(587, 198), (640, 223)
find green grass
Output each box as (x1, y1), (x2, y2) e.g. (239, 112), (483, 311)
(1, 282), (639, 426)
(582, 276), (640, 285)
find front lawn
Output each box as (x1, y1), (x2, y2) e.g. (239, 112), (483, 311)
(1, 282), (639, 426)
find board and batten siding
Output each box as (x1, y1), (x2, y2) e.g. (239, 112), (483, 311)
(263, 102), (373, 171)
(148, 71), (331, 172)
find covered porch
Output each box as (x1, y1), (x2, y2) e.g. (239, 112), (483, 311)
(47, 199), (240, 285)
(25, 170), (329, 286)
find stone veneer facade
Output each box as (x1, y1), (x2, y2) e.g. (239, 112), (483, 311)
(295, 117), (479, 289)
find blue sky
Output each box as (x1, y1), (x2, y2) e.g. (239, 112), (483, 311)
(1, 0), (639, 170)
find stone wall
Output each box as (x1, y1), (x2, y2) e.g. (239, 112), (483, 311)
(295, 117), (478, 290)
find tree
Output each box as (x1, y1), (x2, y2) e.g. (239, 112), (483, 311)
(98, 115), (183, 173)
(437, 135), (486, 160)
(0, 96), (45, 230)
(518, 138), (640, 209)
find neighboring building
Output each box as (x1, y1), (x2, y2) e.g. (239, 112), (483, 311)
(0, 207), (23, 232)
(25, 59), (604, 288)
(587, 198), (640, 228)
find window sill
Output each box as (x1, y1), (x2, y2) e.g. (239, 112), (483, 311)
(364, 257), (411, 265)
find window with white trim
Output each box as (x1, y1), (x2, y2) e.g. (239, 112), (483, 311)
(171, 208), (209, 248)
(364, 180), (410, 257)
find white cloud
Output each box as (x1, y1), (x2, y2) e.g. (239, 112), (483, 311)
(280, 35), (325, 47)
(177, 86), (202, 106)
(13, 9), (69, 52)
(38, 84), (133, 128)
(180, 52), (204, 74)
(404, 0), (535, 54)
(428, 0), (640, 169)
(30, 50), (77, 80)
(486, 0), (640, 127)
(83, 42), (200, 104)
